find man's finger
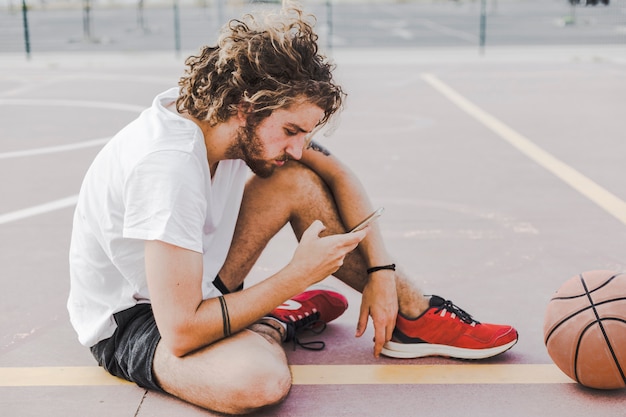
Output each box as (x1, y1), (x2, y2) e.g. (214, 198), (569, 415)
(303, 220), (325, 239)
(373, 324), (387, 358)
(355, 306), (369, 338)
(386, 311), (397, 342)
(335, 229), (367, 249)
(386, 322), (394, 342)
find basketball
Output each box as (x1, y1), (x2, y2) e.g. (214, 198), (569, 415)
(544, 270), (626, 389)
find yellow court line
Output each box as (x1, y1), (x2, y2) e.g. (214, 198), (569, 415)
(291, 364), (573, 385)
(420, 73), (626, 227)
(0, 365), (573, 387)
(0, 366), (134, 387)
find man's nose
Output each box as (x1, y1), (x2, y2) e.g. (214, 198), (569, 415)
(285, 136), (306, 160)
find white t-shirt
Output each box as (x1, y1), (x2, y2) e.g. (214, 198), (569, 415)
(68, 88), (249, 347)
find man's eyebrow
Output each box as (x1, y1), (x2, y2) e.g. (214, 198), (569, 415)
(285, 122), (312, 134)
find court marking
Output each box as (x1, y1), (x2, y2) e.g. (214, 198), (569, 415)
(292, 364), (574, 385)
(0, 73), (172, 98)
(0, 97), (140, 159)
(0, 137), (110, 160)
(0, 364), (574, 387)
(0, 98), (137, 224)
(0, 195), (78, 225)
(421, 73), (626, 227)
(0, 98), (145, 113)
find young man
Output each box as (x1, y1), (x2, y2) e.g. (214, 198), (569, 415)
(68, 7), (518, 415)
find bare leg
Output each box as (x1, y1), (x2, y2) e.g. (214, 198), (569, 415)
(218, 162), (429, 317)
(153, 324), (290, 415)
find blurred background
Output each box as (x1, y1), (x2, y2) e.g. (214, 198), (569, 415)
(1, 0), (625, 57)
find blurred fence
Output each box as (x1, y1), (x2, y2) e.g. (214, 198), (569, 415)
(1, 0), (625, 57)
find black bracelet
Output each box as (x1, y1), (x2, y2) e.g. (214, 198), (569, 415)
(218, 295), (231, 337)
(366, 264), (396, 274)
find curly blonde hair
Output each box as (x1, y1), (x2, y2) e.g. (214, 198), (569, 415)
(176, 7), (344, 129)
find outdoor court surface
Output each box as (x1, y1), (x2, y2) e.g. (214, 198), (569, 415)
(1, 40), (626, 417)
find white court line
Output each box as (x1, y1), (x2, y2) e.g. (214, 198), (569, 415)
(0, 98), (144, 113)
(420, 73), (626, 227)
(0, 137), (110, 160)
(0, 73), (171, 98)
(0, 195), (78, 225)
(0, 98), (138, 225)
(0, 98), (137, 223)
(0, 98), (139, 159)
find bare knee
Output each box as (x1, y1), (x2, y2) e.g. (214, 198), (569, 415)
(251, 161), (327, 202)
(154, 333), (292, 415)
(251, 162), (339, 235)
(223, 357), (292, 414)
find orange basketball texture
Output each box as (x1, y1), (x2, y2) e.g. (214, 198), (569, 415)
(544, 270), (626, 389)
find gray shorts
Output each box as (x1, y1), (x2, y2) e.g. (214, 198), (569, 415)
(90, 303), (164, 392)
(89, 275), (239, 392)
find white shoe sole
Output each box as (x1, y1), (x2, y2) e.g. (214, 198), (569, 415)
(380, 339), (518, 360)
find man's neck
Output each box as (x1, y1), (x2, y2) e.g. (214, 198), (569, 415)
(178, 110), (240, 176)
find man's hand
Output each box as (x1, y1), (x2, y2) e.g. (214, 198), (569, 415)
(355, 271), (398, 357)
(289, 220), (367, 287)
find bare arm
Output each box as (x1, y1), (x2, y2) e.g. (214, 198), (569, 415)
(301, 141), (392, 265)
(145, 220), (366, 357)
(300, 140), (399, 357)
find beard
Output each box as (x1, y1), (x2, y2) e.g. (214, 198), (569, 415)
(225, 125), (288, 178)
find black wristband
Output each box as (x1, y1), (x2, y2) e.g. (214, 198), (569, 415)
(366, 264), (396, 274)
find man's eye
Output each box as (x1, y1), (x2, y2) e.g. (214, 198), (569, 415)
(285, 129), (297, 136)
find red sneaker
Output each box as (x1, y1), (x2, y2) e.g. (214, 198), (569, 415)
(271, 287), (348, 325)
(381, 295), (518, 360)
(270, 287), (348, 350)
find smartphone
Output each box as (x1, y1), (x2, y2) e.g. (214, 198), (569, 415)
(349, 207), (384, 233)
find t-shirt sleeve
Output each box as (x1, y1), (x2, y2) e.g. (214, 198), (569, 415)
(122, 150), (206, 253)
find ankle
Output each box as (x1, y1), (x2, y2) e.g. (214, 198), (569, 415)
(252, 317), (287, 342)
(399, 295), (431, 320)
